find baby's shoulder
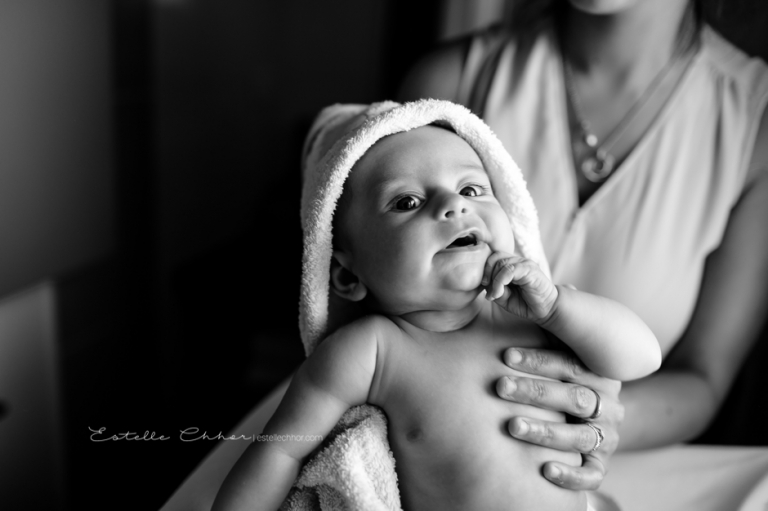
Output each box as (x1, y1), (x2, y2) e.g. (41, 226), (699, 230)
(328, 314), (402, 347)
(307, 316), (395, 379)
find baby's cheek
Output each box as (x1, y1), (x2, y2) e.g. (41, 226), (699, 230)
(370, 251), (423, 291)
(482, 206), (515, 251)
(495, 226), (516, 254)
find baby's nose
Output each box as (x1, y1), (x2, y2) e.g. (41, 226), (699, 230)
(438, 193), (468, 219)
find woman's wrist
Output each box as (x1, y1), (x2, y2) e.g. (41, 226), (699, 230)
(616, 370), (719, 450)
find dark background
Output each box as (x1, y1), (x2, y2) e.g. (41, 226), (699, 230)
(2, 1), (766, 510)
(58, 1), (441, 510)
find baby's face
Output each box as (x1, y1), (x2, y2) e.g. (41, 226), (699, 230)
(335, 125), (516, 314)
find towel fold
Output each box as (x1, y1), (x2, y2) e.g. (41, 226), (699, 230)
(281, 406), (398, 511)
(291, 99), (547, 510)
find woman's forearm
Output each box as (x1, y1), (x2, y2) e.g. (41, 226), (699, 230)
(617, 369), (719, 450)
(618, 157), (768, 451)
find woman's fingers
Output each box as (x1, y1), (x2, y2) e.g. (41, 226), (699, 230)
(508, 417), (612, 491)
(503, 348), (619, 392)
(507, 417), (615, 455)
(498, 376), (602, 420)
(542, 457), (605, 491)
(497, 346), (624, 491)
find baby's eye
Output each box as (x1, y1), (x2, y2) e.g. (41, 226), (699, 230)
(460, 185), (483, 197)
(393, 195), (422, 211)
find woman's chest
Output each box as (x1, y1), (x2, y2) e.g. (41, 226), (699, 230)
(486, 62), (749, 350)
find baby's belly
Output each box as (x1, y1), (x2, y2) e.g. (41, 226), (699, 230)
(388, 400), (584, 511)
(379, 333), (585, 510)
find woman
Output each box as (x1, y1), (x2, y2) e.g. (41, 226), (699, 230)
(399, 0), (768, 492)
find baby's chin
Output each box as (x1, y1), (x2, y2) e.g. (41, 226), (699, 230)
(440, 264), (485, 294)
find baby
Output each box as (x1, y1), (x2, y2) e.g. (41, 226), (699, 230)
(212, 100), (660, 511)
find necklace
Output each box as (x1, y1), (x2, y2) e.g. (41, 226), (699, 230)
(563, 50), (687, 183)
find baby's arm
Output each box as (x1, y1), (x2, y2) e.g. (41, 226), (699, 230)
(483, 253), (661, 381)
(211, 317), (382, 511)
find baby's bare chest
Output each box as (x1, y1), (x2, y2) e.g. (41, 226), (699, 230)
(372, 320), (578, 509)
(375, 319), (558, 444)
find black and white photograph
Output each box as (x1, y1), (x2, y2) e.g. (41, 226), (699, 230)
(2, 1), (768, 510)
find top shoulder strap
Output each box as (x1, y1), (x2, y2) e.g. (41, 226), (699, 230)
(455, 25), (510, 116)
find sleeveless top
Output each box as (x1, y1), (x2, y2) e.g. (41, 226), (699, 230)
(456, 24), (768, 352)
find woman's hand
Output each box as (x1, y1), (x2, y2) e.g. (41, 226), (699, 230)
(496, 347), (624, 490)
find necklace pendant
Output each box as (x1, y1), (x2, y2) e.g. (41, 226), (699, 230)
(581, 151), (615, 183)
(584, 133), (598, 148)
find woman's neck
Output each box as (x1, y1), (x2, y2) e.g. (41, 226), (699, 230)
(562, 0), (693, 81)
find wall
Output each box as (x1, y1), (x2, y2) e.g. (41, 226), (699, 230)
(0, 1), (115, 297)
(0, 284), (62, 509)
(153, 1), (389, 268)
(0, 2), (115, 510)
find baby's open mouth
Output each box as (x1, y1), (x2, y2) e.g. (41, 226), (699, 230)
(446, 233), (478, 249)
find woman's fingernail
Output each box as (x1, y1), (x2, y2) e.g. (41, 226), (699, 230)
(503, 377), (516, 395)
(511, 419), (529, 436)
(506, 349), (523, 365)
(548, 466), (562, 482)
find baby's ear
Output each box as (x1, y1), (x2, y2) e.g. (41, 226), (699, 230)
(330, 251), (367, 302)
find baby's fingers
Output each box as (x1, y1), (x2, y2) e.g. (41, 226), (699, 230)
(487, 256), (528, 300)
(481, 251), (514, 288)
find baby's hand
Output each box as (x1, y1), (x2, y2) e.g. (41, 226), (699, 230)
(481, 252), (558, 323)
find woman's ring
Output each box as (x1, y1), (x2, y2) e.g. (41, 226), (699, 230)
(586, 423), (604, 454)
(588, 388), (602, 420)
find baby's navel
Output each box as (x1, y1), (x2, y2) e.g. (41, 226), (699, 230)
(405, 428), (424, 442)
